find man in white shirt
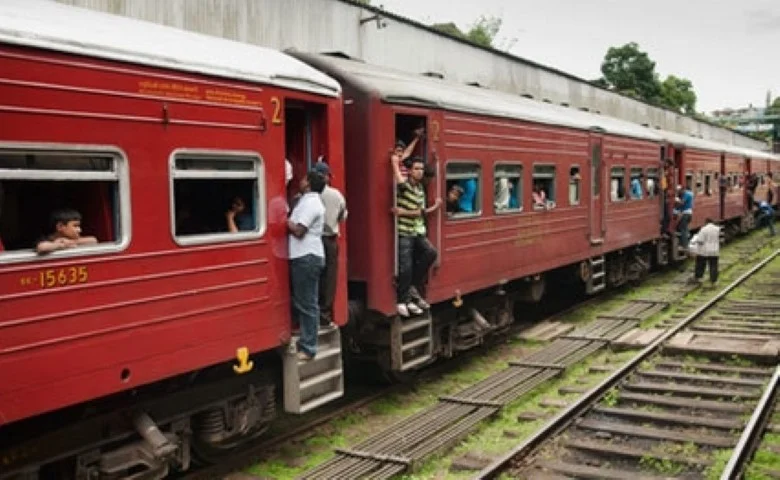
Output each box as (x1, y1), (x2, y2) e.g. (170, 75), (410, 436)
(287, 171), (326, 361)
(690, 218), (720, 285)
(313, 162), (347, 326)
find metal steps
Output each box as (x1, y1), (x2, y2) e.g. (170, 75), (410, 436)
(391, 312), (434, 371)
(586, 256), (606, 294)
(283, 325), (344, 414)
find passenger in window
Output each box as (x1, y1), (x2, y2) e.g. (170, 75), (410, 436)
(312, 162), (347, 327)
(36, 208), (98, 254)
(446, 184), (464, 214)
(494, 178), (511, 211)
(458, 178), (477, 213)
(532, 183), (547, 210)
(225, 196), (255, 232)
(391, 155), (441, 317)
(287, 171), (327, 361)
(630, 173), (644, 199)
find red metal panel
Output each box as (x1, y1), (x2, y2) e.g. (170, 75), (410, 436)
(0, 46), (345, 424)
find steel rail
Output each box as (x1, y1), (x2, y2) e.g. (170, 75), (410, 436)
(720, 364), (780, 480)
(474, 247), (780, 480)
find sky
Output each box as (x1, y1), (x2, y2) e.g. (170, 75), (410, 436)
(374, 0), (780, 114)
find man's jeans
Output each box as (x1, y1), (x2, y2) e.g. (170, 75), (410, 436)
(291, 254), (325, 357)
(397, 235), (438, 304)
(677, 213), (692, 248)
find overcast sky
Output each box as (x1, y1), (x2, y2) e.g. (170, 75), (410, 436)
(376, 0), (780, 113)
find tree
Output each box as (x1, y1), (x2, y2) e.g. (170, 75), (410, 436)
(465, 15), (502, 49)
(768, 97), (780, 115)
(354, 0), (371, 4)
(431, 22), (466, 39)
(598, 42), (661, 103)
(659, 75), (697, 114)
(431, 15), (509, 50)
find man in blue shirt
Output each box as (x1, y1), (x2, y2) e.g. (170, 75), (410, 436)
(673, 184), (694, 249)
(630, 173), (644, 199)
(756, 201), (776, 237)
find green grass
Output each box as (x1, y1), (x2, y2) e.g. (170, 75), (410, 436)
(246, 231), (777, 479)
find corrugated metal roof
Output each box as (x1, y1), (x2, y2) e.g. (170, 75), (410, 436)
(293, 52), (664, 142)
(0, 0), (341, 97)
(655, 129), (780, 160)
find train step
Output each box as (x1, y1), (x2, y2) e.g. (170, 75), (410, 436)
(586, 256), (606, 294)
(391, 312), (434, 371)
(283, 325), (344, 414)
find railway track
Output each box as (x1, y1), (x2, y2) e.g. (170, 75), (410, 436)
(475, 248), (780, 480)
(296, 238), (775, 480)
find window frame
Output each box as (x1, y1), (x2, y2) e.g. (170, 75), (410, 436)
(493, 161), (523, 214)
(169, 149), (266, 246)
(0, 142), (131, 264)
(531, 163), (557, 210)
(610, 165), (627, 202)
(685, 170), (695, 194)
(445, 160), (483, 219)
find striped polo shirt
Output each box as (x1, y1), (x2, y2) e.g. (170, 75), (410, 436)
(397, 181), (425, 237)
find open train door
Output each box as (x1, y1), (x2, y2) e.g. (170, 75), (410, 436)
(588, 132), (605, 244)
(719, 152), (726, 221)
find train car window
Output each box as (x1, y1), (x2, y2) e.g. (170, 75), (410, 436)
(646, 168), (659, 198)
(445, 162), (481, 218)
(610, 167), (626, 202)
(696, 171), (705, 195)
(629, 167), (643, 200)
(569, 166), (581, 206)
(494, 164), (522, 213)
(532, 165), (556, 210)
(704, 173), (713, 196)
(0, 147), (129, 264)
(171, 151), (265, 245)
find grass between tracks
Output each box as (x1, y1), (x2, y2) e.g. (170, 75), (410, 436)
(245, 232), (776, 479)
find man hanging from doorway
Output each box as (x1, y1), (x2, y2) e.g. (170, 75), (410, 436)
(313, 162), (347, 326)
(391, 154), (441, 317)
(674, 183), (694, 250)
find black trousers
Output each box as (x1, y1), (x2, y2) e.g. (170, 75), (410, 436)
(397, 235), (438, 304)
(694, 255), (719, 283)
(318, 236), (339, 324)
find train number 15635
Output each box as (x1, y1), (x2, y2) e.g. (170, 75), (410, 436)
(37, 266), (89, 289)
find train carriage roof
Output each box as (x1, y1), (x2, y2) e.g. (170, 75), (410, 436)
(0, 0), (340, 98)
(655, 129), (780, 161)
(292, 51), (664, 143)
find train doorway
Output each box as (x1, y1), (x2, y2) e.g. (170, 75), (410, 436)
(589, 136), (605, 244)
(285, 101), (328, 201)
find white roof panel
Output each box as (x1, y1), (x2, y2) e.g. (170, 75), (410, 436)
(655, 129), (780, 161)
(0, 0), (340, 98)
(295, 53), (663, 142)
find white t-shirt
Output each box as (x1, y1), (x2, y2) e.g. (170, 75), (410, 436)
(288, 192), (325, 259)
(694, 223), (721, 257)
(320, 185), (347, 236)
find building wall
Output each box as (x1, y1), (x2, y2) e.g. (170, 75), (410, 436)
(55, 0), (767, 150)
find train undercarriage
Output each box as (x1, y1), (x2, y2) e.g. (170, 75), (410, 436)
(2, 218), (755, 480)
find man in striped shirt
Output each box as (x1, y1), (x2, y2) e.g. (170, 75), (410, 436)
(391, 154), (441, 317)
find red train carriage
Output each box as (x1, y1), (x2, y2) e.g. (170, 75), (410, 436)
(292, 52), (665, 374)
(0, 1), (345, 478)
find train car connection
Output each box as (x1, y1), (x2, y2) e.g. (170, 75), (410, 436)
(0, 1), (346, 478)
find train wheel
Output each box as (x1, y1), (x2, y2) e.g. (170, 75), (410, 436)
(190, 383), (275, 463)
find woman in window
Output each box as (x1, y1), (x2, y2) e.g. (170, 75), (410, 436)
(532, 182), (547, 209)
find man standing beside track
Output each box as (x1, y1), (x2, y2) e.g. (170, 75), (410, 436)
(313, 162), (347, 327)
(689, 218), (720, 286)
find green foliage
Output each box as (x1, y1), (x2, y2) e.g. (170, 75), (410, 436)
(602, 387), (620, 407)
(595, 42), (698, 115)
(353, 0), (371, 5)
(659, 74), (697, 114)
(599, 42), (661, 103)
(466, 15), (502, 48)
(431, 15), (513, 51)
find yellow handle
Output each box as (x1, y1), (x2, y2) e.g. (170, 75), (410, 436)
(233, 347), (254, 374)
